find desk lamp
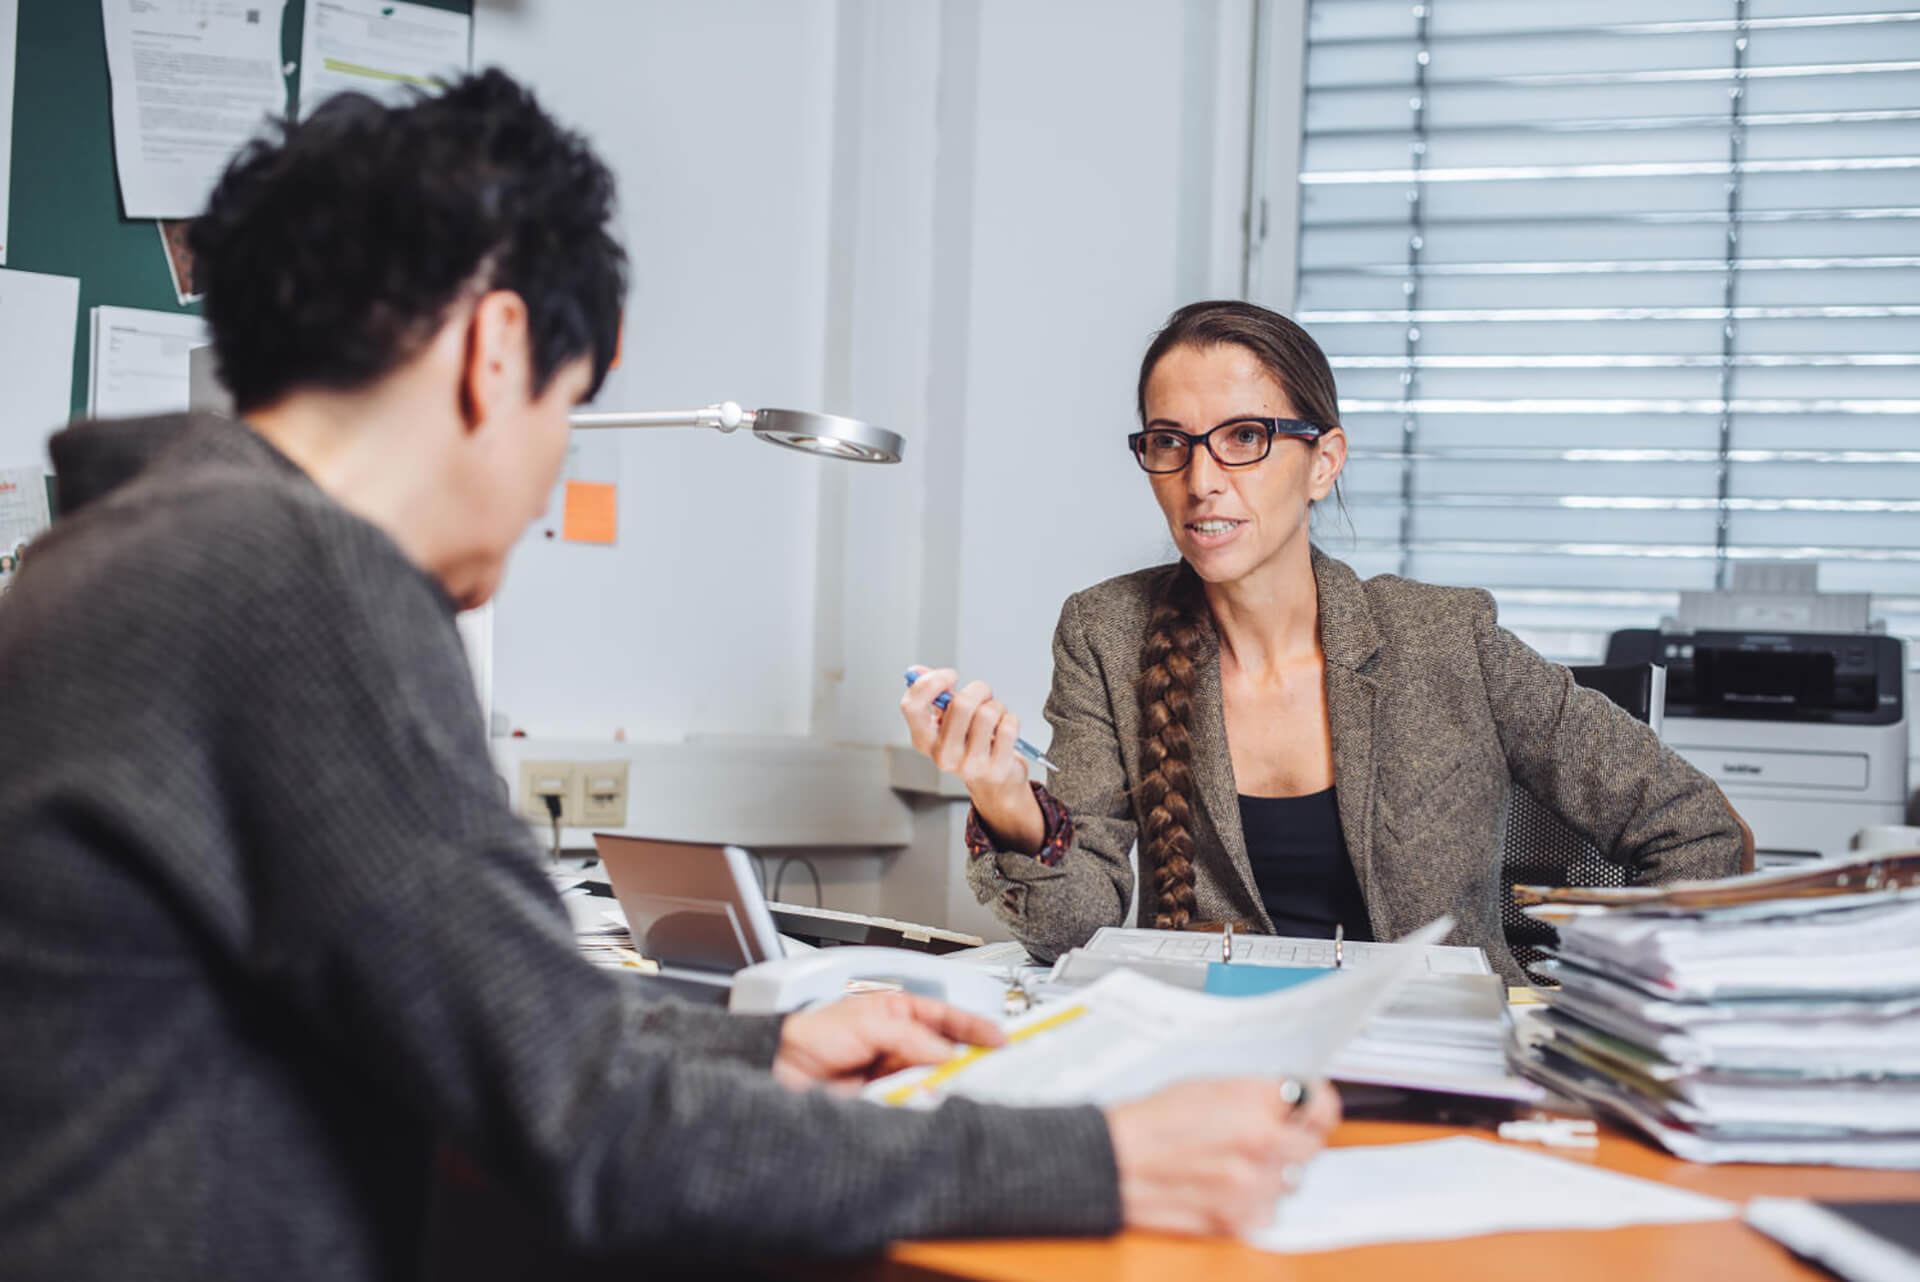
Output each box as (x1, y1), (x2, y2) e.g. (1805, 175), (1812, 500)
(569, 402), (903, 464)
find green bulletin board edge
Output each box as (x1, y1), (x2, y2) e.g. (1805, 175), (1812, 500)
(6, 0), (474, 419)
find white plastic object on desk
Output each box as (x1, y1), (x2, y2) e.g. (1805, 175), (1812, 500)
(728, 947), (1009, 1022)
(1498, 1118), (1599, 1149)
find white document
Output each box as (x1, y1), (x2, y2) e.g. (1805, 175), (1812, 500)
(0, 466), (50, 594)
(0, 267), (80, 468)
(870, 918), (1452, 1109)
(1249, 1138), (1732, 1253)
(88, 306), (208, 419)
(0, 0), (17, 263)
(297, 0), (469, 118)
(101, 0), (288, 218)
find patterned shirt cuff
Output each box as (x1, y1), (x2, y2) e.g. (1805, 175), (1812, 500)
(964, 782), (1074, 867)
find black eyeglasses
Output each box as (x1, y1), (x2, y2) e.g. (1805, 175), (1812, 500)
(1127, 417), (1328, 474)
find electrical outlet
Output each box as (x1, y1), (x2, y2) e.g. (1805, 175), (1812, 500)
(518, 761), (579, 825)
(577, 761), (629, 828)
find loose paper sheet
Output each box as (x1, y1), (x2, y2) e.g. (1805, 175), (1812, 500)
(101, 0), (289, 219)
(0, 267), (81, 468)
(0, 0), (17, 263)
(1249, 1138), (1732, 1254)
(87, 306), (209, 419)
(298, 0), (470, 118)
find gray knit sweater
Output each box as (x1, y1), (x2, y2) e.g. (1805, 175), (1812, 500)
(0, 414), (1119, 1280)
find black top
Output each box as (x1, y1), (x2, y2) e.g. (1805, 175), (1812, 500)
(1238, 787), (1374, 941)
(0, 414), (1117, 1280)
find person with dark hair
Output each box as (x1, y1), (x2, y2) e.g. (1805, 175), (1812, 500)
(902, 299), (1746, 985)
(0, 83), (1337, 1279)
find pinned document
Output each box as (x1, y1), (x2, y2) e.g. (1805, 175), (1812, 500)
(548, 436), (619, 546)
(0, 466), (50, 595)
(562, 482), (617, 546)
(87, 307), (208, 419)
(297, 0), (471, 119)
(1, 0), (17, 263)
(101, 0), (290, 219)
(0, 267), (80, 467)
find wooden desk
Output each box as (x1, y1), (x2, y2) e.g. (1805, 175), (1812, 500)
(859, 1120), (1920, 1282)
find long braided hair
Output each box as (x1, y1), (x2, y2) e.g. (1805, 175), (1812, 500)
(1133, 301), (1343, 929)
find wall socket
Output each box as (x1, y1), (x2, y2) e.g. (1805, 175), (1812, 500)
(578, 761), (629, 828)
(516, 759), (630, 829)
(518, 760), (577, 825)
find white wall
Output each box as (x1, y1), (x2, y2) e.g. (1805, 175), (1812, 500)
(473, 0), (1270, 932)
(948, 0), (1251, 735)
(474, 1), (838, 742)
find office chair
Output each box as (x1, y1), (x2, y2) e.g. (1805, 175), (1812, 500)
(1500, 663), (1664, 985)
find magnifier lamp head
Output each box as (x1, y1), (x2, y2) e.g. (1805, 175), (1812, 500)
(750, 409), (904, 464)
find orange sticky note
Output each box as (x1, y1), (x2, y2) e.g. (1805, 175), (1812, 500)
(562, 481), (617, 545)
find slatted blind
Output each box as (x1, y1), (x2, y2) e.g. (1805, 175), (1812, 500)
(1294, 1), (1920, 703)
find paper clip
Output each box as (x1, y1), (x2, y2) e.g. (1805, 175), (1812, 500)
(1498, 1118), (1598, 1149)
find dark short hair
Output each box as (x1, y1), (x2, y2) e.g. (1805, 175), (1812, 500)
(191, 69), (626, 414)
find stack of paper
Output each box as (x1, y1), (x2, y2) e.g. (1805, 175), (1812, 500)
(1043, 927), (1542, 1102)
(1334, 973), (1541, 1102)
(558, 882), (657, 974)
(1515, 858), (1920, 1168)
(870, 918), (1454, 1109)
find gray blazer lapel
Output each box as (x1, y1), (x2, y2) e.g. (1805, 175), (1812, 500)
(1190, 646), (1269, 930)
(1313, 549), (1387, 937)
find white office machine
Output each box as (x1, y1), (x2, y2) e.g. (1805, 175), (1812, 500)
(1607, 564), (1910, 865)
(592, 834), (1004, 1019)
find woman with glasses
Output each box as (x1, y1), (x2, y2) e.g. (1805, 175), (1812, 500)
(902, 300), (1744, 983)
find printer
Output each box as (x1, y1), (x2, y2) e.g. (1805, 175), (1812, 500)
(1606, 564), (1910, 865)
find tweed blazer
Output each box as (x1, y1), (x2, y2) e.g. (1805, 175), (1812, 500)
(968, 548), (1744, 985)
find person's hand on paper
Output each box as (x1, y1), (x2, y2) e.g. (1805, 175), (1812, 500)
(1107, 1078), (1341, 1236)
(900, 665), (1045, 854)
(771, 992), (1005, 1093)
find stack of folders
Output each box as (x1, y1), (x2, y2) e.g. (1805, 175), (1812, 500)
(1511, 851), (1920, 1168)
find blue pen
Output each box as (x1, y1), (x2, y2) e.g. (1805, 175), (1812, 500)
(904, 669), (1060, 773)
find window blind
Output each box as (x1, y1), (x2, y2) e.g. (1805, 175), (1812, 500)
(1293, 1), (1920, 714)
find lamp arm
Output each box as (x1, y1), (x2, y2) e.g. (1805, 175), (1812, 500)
(568, 401), (753, 433)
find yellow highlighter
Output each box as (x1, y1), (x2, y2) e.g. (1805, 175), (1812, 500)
(881, 1004), (1091, 1106)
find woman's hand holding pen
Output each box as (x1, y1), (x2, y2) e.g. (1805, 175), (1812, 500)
(901, 666), (1046, 855)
